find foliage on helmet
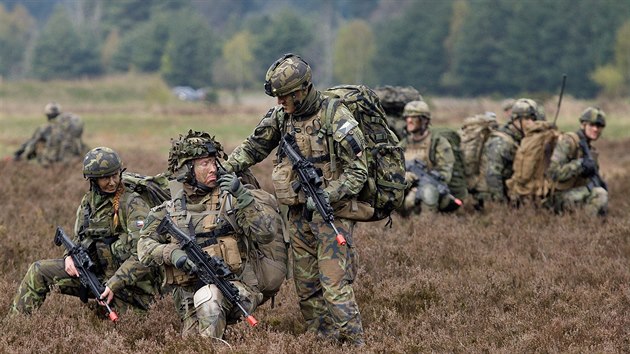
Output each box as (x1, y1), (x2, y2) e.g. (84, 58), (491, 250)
(264, 53), (312, 97)
(510, 98), (539, 120)
(579, 107), (606, 127)
(83, 147), (122, 178)
(403, 100), (431, 119)
(168, 130), (226, 173)
(44, 102), (61, 117)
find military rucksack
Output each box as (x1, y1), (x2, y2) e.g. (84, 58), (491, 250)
(122, 172), (172, 208)
(322, 85), (407, 221)
(458, 113), (499, 190)
(506, 121), (560, 201)
(429, 127), (468, 200)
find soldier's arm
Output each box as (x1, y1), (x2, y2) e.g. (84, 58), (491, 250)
(225, 108), (283, 173)
(233, 190), (281, 245)
(432, 136), (455, 183)
(106, 193), (153, 293)
(137, 206), (171, 267)
(548, 135), (581, 182)
(324, 106), (368, 203)
(483, 137), (511, 201)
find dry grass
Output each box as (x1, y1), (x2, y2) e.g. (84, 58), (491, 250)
(2, 78), (630, 352)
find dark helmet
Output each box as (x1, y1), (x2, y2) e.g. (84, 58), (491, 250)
(167, 130), (225, 174)
(83, 147), (122, 178)
(44, 102), (61, 118)
(579, 107), (606, 127)
(264, 53), (312, 97)
(510, 98), (540, 121)
(403, 100), (431, 119)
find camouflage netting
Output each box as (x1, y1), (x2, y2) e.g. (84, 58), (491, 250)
(167, 130), (226, 173)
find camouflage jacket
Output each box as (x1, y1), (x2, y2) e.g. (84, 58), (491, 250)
(71, 184), (155, 293)
(477, 123), (523, 201)
(137, 184), (279, 286)
(16, 114), (85, 165)
(225, 92), (368, 204)
(548, 131), (598, 191)
(400, 131), (455, 183)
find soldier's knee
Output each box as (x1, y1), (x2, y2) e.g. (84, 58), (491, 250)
(420, 185), (439, 207)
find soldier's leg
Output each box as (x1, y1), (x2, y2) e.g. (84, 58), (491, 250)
(194, 282), (261, 338)
(288, 209), (331, 334)
(556, 186), (591, 214)
(585, 186), (608, 216)
(419, 183), (440, 213)
(10, 258), (82, 314)
(312, 217), (364, 344)
(172, 285), (198, 336)
(401, 187), (421, 216)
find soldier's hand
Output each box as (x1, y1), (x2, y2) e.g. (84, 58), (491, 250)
(306, 191), (329, 212)
(580, 157), (597, 177)
(404, 171), (418, 185)
(100, 286), (114, 305)
(171, 249), (197, 275)
(219, 173), (254, 208)
(64, 256), (79, 277)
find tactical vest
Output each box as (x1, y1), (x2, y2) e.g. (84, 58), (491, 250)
(403, 134), (432, 168)
(163, 186), (244, 286)
(553, 132), (598, 191)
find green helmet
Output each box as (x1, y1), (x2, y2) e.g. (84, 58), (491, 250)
(579, 107), (606, 127)
(44, 102), (61, 117)
(403, 100), (431, 119)
(510, 98), (539, 121)
(83, 147), (122, 178)
(264, 53), (312, 97)
(168, 130), (225, 173)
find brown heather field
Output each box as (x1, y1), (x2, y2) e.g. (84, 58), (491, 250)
(1, 77), (630, 353)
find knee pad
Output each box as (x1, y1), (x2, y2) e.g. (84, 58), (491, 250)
(419, 184), (439, 208)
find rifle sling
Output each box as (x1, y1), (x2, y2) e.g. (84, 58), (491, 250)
(197, 223), (235, 248)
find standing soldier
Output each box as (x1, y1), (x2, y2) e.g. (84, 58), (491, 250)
(399, 100), (466, 215)
(10, 147), (161, 316)
(548, 107), (608, 216)
(223, 53), (367, 345)
(137, 131), (285, 339)
(475, 98), (540, 205)
(13, 102), (87, 166)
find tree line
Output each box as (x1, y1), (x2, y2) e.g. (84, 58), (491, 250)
(1, 0), (629, 98)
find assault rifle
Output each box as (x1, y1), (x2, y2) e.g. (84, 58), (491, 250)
(156, 215), (258, 327)
(577, 131), (608, 192)
(405, 159), (463, 209)
(54, 227), (119, 322)
(278, 133), (347, 246)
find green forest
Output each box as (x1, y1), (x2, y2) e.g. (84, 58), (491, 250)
(1, 0), (630, 98)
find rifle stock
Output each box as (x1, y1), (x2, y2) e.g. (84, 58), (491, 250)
(156, 215), (258, 326)
(54, 227), (118, 322)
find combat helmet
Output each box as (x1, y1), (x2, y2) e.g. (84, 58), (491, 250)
(579, 107), (606, 127)
(83, 147), (122, 178)
(403, 100), (431, 119)
(44, 102), (61, 118)
(168, 130), (226, 174)
(510, 98), (539, 121)
(264, 53), (312, 97)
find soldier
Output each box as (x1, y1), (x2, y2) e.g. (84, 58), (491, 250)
(399, 100), (466, 215)
(548, 107), (608, 216)
(501, 98), (515, 120)
(137, 130), (284, 339)
(10, 147), (161, 316)
(13, 102), (87, 166)
(223, 53), (367, 345)
(475, 98), (540, 205)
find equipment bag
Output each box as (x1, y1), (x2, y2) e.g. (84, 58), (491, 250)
(322, 85), (407, 221)
(429, 127), (468, 200)
(458, 113), (499, 190)
(122, 172), (171, 208)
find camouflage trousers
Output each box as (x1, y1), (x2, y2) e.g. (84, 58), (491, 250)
(552, 186), (608, 216)
(401, 184), (458, 215)
(288, 206), (364, 344)
(173, 280), (262, 338)
(10, 258), (156, 316)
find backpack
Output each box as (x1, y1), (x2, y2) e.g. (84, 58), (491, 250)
(322, 85), (407, 221)
(122, 172), (172, 208)
(373, 85), (423, 140)
(506, 121), (560, 201)
(458, 113), (499, 190)
(430, 127), (468, 200)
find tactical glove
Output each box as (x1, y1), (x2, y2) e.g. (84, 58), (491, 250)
(219, 173), (254, 208)
(170, 249), (197, 275)
(306, 190), (330, 212)
(580, 157), (597, 177)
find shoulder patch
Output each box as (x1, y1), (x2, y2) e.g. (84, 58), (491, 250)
(264, 108), (274, 118)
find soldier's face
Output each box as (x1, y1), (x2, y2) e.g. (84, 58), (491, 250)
(96, 171), (121, 194)
(405, 116), (427, 134)
(583, 123), (604, 141)
(277, 90), (305, 114)
(193, 156), (218, 187)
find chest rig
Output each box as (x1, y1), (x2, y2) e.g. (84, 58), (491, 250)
(554, 132), (599, 191)
(165, 186), (243, 285)
(404, 134), (433, 169)
(272, 109), (340, 206)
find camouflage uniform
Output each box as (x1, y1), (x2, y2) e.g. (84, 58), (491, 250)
(10, 180), (160, 315)
(225, 54), (367, 344)
(399, 132), (456, 214)
(548, 108), (608, 216)
(14, 103), (87, 166)
(138, 131), (283, 339)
